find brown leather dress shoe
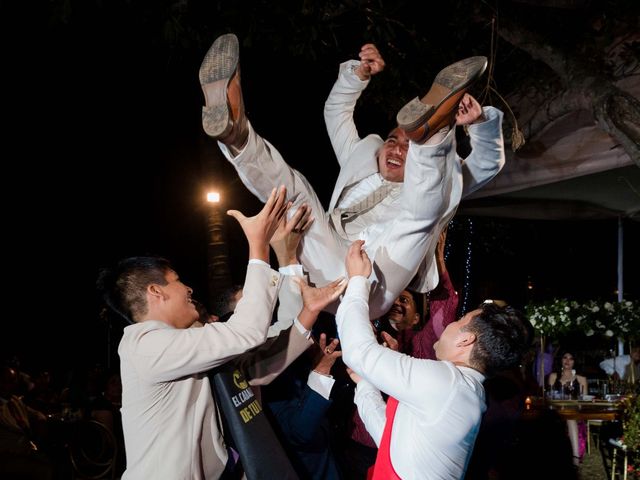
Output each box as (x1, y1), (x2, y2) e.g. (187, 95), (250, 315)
(396, 56), (487, 144)
(199, 33), (248, 148)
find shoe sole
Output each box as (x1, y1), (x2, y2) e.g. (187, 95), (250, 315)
(396, 56), (488, 134)
(199, 33), (239, 137)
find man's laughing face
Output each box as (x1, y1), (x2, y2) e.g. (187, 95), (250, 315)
(377, 127), (409, 183)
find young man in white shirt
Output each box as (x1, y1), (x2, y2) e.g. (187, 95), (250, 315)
(337, 240), (533, 479)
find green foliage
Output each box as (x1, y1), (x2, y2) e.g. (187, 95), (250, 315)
(622, 395), (640, 478)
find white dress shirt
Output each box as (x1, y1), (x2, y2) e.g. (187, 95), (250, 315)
(337, 276), (486, 480)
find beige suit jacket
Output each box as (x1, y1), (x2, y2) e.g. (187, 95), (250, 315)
(240, 273), (313, 388)
(119, 263), (283, 480)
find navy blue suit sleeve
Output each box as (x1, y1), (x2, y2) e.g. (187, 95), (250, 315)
(267, 384), (332, 446)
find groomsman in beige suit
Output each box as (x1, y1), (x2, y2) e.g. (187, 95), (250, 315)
(200, 33), (505, 319)
(97, 187), (345, 480)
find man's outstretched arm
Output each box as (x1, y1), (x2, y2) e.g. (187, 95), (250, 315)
(324, 44), (385, 167)
(457, 94), (506, 197)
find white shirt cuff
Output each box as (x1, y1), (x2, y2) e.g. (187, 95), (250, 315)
(279, 264), (304, 277)
(293, 318), (312, 339)
(248, 259), (270, 268)
(340, 60), (370, 87)
(307, 371), (335, 400)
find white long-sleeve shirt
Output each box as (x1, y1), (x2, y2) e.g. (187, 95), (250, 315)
(336, 276), (486, 480)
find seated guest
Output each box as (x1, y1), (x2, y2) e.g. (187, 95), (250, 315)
(0, 365), (53, 480)
(548, 351), (588, 465)
(89, 370), (125, 477)
(24, 369), (61, 416)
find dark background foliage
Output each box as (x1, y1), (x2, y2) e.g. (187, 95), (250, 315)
(1, 0), (638, 371)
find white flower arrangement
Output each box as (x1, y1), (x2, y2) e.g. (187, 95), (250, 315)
(526, 298), (640, 339)
(526, 298), (579, 336)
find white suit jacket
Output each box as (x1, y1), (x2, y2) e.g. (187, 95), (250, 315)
(324, 60), (504, 292)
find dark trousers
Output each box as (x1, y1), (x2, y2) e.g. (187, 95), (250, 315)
(337, 439), (376, 480)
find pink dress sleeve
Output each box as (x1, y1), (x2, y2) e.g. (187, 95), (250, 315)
(400, 270), (459, 360)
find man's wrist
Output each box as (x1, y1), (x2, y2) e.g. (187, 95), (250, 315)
(348, 61), (369, 81)
(276, 254), (298, 267)
(248, 245), (270, 263)
(353, 65), (369, 81)
(298, 307), (317, 331)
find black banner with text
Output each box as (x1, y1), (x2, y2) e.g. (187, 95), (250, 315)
(210, 364), (299, 479)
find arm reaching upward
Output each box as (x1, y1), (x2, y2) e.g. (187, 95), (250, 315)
(353, 43), (385, 81)
(227, 185), (288, 262)
(270, 203), (313, 268)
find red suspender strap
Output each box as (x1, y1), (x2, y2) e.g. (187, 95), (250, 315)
(367, 396), (402, 480)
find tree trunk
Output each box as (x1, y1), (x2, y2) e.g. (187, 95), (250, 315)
(496, 18), (640, 167)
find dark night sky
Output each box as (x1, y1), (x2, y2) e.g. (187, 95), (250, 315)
(2, 1), (639, 376)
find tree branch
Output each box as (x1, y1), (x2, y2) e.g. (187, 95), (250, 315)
(496, 17), (640, 166)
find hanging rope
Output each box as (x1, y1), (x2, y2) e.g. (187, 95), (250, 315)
(478, 15), (526, 152)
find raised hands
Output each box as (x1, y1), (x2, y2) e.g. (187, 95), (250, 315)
(227, 186), (288, 262)
(435, 226), (449, 274)
(345, 240), (372, 279)
(380, 331), (399, 352)
(354, 43), (385, 81)
(455, 93), (486, 126)
(270, 203), (314, 267)
(294, 276), (347, 331)
(312, 333), (342, 376)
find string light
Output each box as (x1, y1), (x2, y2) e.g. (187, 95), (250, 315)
(461, 217), (474, 315)
(444, 220), (453, 262)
